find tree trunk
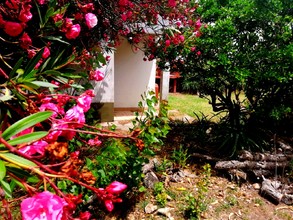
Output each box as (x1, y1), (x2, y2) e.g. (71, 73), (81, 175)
(215, 160), (289, 170)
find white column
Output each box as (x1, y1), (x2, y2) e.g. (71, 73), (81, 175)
(160, 70), (170, 101)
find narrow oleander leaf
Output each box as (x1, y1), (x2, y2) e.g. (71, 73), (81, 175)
(1, 111), (52, 140)
(0, 131), (48, 148)
(0, 160), (6, 181)
(0, 179), (12, 198)
(0, 153), (37, 168)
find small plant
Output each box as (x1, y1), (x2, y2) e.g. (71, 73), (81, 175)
(171, 145), (190, 168)
(155, 157), (173, 173)
(254, 198), (264, 206)
(153, 182), (168, 207)
(184, 164), (211, 219)
(131, 91), (170, 150)
(223, 195), (238, 208)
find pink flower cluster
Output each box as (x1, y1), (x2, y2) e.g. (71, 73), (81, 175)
(17, 90), (95, 156)
(21, 191), (67, 220)
(44, 90), (95, 141)
(99, 181), (128, 211)
(56, 3), (98, 39)
(0, 1), (99, 71)
(20, 181), (127, 219)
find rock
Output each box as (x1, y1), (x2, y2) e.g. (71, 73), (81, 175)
(144, 203), (158, 214)
(142, 158), (159, 174)
(144, 171), (159, 189)
(281, 194), (293, 205)
(142, 161), (155, 174)
(157, 207), (174, 220)
(253, 183), (261, 190)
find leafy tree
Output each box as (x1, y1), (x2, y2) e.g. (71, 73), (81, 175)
(180, 0), (293, 153)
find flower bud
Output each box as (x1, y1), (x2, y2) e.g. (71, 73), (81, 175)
(105, 181), (127, 195)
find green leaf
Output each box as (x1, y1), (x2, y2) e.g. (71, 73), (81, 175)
(9, 57), (23, 78)
(35, 2), (43, 27)
(31, 81), (59, 88)
(0, 160), (6, 181)
(22, 81), (41, 90)
(42, 70), (63, 76)
(1, 111), (53, 140)
(43, 36), (70, 45)
(0, 131), (48, 148)
(6, 166), (32, 179)
(10, 178), (25, 191)
(44, 7), (55, 25)
(97, 52), (107, 65)
(23, 48), (44, 78)
(0, 179), (12, 198)
(0, 153), (37, 170)
(70, 84), (84, 89)
(27, 176), (40, 183)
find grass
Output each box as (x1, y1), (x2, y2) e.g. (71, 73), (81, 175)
(168, 93), (215, 118)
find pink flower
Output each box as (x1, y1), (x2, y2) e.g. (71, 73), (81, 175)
(168, 0), (177, 7)
(78, 211), (91, 220)
(88, 137), (102, 146)
(104, 200), (114, 212)
(119, 0), (129, 7)
(21, 191), (67, 220)
(46, 121), (68, 142)
(39, 102), (61, 118)
(105, 181), (127, 195)
(179, 35), (185, 42)
(42, 47), (51, 59)
(90, 70), (105, 81)
(64, 105), (85, 127)
(105, 56), (111, 61)
(19, 140), (48, 156)
(27, 49), (36, 58)
(65, 24), (81, 39)
(85, 13), (98, 29)
(20, 33), (32, 49)
(19, 4), (32, 23)
(36, 0), (46, 5)
(195, 19), (202, 30)
(197, 51), (202, 56)
(34, 60), (43, 69)
(77, 90), (94, 112)
(165, 39), (171, 47)
(5, 0), (18, 9)
(53, 14), (63, 23)
(4, 21), (24, 37)
(121, 14), (127, 22)
(81, 3), (95, 13)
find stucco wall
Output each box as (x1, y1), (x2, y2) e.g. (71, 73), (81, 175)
(91, 53), (114, 103)
(114, 38), (156, 108)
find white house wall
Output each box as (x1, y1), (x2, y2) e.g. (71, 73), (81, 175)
(114, 38), (156, 108)
(91, 53), (114, 103)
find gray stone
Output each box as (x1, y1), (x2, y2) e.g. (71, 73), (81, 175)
(157, 207), (174, 220)
(142, 158), (160, 174)
(144, 171), (159, 189)
(144, 203), (158, 214)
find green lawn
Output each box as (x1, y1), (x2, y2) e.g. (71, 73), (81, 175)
(168, 93), (215, 119)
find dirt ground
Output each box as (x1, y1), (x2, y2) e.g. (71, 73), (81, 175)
(103, 111), (293, 220)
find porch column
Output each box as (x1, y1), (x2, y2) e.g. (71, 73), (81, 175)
(160, 70), (170, 101)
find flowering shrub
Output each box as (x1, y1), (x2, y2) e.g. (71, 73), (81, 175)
(0, 0), (199, 219)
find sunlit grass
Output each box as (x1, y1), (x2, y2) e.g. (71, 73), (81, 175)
(168, 92), (246, 121)
(168, 93), (215, 118)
